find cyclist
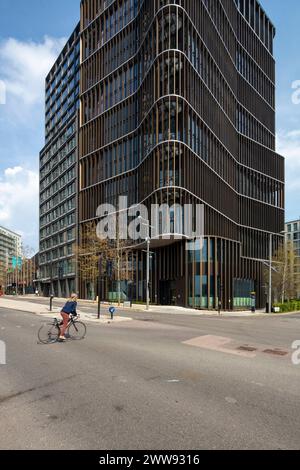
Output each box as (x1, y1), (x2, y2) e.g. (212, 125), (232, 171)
(59, 293), (78, 341)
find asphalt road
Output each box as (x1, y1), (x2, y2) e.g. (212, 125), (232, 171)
(0, 306), (300, 450)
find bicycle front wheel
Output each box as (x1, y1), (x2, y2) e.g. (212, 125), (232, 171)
(38, 323), (60, 344)
(67, 321), (87, 340)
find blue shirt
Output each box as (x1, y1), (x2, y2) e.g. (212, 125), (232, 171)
(62, 301), (77, 315)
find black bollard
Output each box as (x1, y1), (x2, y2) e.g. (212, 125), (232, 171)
(50, 295), (54, 312)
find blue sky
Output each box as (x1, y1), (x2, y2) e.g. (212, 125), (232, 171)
(0, 0), (80, 250)
(0, 0), (79, 42)
(0, 0), (299, 250)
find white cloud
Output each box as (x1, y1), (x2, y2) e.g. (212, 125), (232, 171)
(4, 166), (23, 177)
(0, 36), (66, 108)
(0, 166), (39, 249)
(0, 35), (66, 248)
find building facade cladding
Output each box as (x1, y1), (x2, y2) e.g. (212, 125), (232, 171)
(79, 0), (284, 309)
(286, 220), (300, 298)
(39, 24), (81, 298)
(0, 226), (21, 291)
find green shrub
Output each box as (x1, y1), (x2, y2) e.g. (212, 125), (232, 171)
(274, 301), (300, 313)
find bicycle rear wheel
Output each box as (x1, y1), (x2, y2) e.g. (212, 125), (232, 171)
(38, 323), (60, 344)
(67, 321), (86, 340)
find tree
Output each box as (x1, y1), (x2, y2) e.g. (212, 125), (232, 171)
(5, 245), (36, 295)
(0, 258), (6, 293)
(75, 220), (133, 303)
(264, 240), (298, 303)
(20, 246), (36, 295)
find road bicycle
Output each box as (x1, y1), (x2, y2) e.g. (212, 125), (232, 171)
(38, 314), (87, 344)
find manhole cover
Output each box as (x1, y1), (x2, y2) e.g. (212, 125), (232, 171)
(263, 349), (288, 357)
(237, 346), (257, 352)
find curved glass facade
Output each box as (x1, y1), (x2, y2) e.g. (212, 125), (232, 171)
(79, 0), (284, 309)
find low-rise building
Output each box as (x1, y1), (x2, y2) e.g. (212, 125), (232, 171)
(0, 226), (21, 293)
(285, 219), (300, 298)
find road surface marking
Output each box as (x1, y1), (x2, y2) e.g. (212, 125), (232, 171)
(225, 397), (238, 404)
(183, 335), (257, 358)
(251, 381), (264, 387)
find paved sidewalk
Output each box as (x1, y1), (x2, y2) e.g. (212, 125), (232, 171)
(1, 295), (280, 317)
(0, 297), (131, 324)
(131, 304), (267, 316)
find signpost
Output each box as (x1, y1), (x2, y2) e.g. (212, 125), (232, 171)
(12, 256), (22, 295)
(109, 306), (116, 320)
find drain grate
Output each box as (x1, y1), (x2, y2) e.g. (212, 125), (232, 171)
(237, 346), (257, 352)
(263, 349), (288, 357)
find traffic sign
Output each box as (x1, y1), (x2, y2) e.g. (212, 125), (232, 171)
(109, 306), (116, 319)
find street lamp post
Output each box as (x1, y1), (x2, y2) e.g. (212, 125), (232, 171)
(146, 236), (150, 311)
(15, 248), (19, 296)
(138, 216), (154, 311)
(97, 254), (102, 319)
(50, 261), (54, 297)
(5, 250), (13, 294)
(281, 230), (288, 304)
(268, 233), (273, 314)
(48, 261), (55, 311)
(281, 234), (286, 304)
(22, 256), (26, 296)
(268, 230), (286, 313)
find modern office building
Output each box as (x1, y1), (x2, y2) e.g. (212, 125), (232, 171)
(38, 24), (80, 298)
(78, 0), (284, 310)
(0, 225), (21, 292)
(286, 219), (300, 298)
